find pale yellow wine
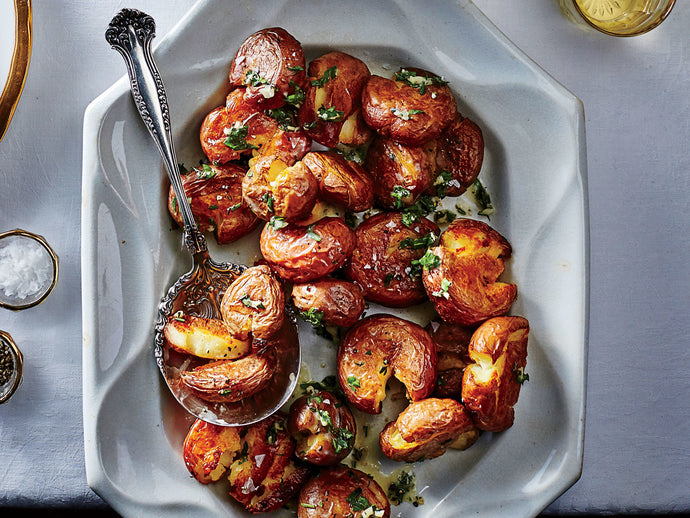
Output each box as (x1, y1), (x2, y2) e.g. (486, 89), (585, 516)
(573, 0), (667, 31)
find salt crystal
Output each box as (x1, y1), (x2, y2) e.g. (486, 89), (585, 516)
(0, 236), (53, 300)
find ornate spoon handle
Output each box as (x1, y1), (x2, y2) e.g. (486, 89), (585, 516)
(106, 8), (206, 255)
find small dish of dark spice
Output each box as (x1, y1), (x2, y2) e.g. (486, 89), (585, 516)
(0, 330), (23, 403)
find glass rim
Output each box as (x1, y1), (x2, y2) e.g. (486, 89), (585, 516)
(571, 0), (676, 37)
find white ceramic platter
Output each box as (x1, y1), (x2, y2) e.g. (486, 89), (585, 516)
(82, 0), (589, 516)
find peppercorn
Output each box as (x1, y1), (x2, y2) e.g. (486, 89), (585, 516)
(0, 342), (15, 386)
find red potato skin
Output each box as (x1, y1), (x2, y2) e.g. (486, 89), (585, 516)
(361, 72), (456, 146)
(346, 212), (439, 307)
(301, 151), (374, 212)
(167, 163), (259, 244)
(291, 278), (365, 328)
(298, 465), (390, 518)
(337, 315), (437, 414)
(228, 27), (307, 110)
(433, 112), (484, 197)
(426, 319), (475, 399)
(366, 137), (437, 209)
(298, 51), (372, 147)
(260, 217), (356, 283)
(462, 316), (529, 432)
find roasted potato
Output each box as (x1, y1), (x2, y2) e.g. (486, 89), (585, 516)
(183, 418), (243, 484)
(422, 218), (517, 326)
(228, 27), (307, 110)
(163, 314), (251, 360)
(433, 112), (484, 197)
(260, 216), (356, 283)
(242, 154), (319, 223)
(255, 127), (312, 167)
(337, 315), (437, 414)
(298, 51), (372, 147)
(301, 151), (374, 212)
(462, 316), (529, 432)
(228, 413), (313, 513)
(288, 390), (356, 466)
(298, 465), (390, 518)
(366, 137), (436, 209)
(179, 345), (277, 403)
(220, 265), (285, 341)
(426, 319), (474, 399)
(292, 278), (365, 328)
(361, 69), (456, 146)
(168, 163), (259, 244)
(379, 398), (478, 462)
(346, 212), (439, 307)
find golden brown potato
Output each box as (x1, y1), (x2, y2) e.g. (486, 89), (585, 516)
(422, 218), (517, 326)
(179, 346), (277, 403)
(260, 216), (356, 283)
(433, 112), (484, 197)
(288, 390), (356, 466)
(425, 319), (475, 399)
(228, 413), (313, 513)
(163, 314), (251, 360)
(220, 265), (285, 341)
(228, 27), (307, 110)
(298, 465), (390, 518)
(301, 151), (374, 212)
(337, 315), (437, 414)
(168, 163), (260, 244)
(242, 155), (319, 222)
(255, 127), (312, 167)
(462, 316), (529, 432)
(379, 398), (478, 462)
(183, 418), (243, 484)
(292, 278), (365, 328)
(298, 51), (372, 147)
(346, 212), (439, 307)
(366, 137), (437, 209)
(361, 69), (456, 146)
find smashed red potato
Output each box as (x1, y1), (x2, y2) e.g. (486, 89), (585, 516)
(337, 315), (437, 414)
(433, 112), (484, 197)
(426, 319), (475, 399)
(183, 419), (243, 484)
(291, 278), (365, 328)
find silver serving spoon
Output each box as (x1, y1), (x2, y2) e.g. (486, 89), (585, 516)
(105, 8), (300, 426)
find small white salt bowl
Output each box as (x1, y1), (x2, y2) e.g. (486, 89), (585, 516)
(0, 229), (58, 310)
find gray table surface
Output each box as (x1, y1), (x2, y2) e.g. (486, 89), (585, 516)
(0, 0), (688, 514)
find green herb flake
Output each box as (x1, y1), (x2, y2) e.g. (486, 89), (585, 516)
(418, 250), (441, 270)
(401, 194), (438, 227)
(223, 123), (258, 151)
(390, 107), (425, 120)
(306, 224), (322, 242)
(240, 294), (265, 310)
(346, 487), (371, 512)
(269, 216), (288, 230)
(300, 375), (339, 394)
(434, 209), (457, 224)
(287, 65), (304, 73)
(388, 470), (416, 505)
(317, 105), (345, 122)
(285, 81), (306, 107)
(332, 427), (354, 453)
(398, 231), (438, 250)
(244, 69), (270, 87)
(391, 185), (412, 209)
(432, 278), (452, 299)
(229, 202), (242, 212)
(434, 169), (453, 198)
(310, 66), (337, 87)
(196, 163), (217, 180)
(208, 204), (219, 210)
(310, 407), (333, 428)
(383, 273), (395, 287)
(300, 503), (316, 509)
(239, 441), (249, 463)
(346, 376), (360, 391)
(262, 192), (275, 212)
(515, 366), (530, 385)
(472, 178), (495, 216)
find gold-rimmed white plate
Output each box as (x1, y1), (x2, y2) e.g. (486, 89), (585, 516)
(0, 0), (31, 142)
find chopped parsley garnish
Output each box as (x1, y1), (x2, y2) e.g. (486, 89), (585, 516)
(262, 192), (275, 212)
(208, 204), (219, 210)
(394, 69), (448, 95)
(306, 224), (322, 241)
(391, 185), (411, 209)
(285, 80), (305, 107)
(229, 202), (242, 212)
(383, 273), (395, 287)
(472, 178), (495, 216)
(332, 426), (354, 453)
(218, 388), (231, 396)
(240, 294), (265, 310)
(196, 163), (217, 179)
(310, 66), (337, 87)
(398, 231), (438, 250)
(310, 407), (333, 428)
(287, 65), (304, 73)
(299, 308), (332, 339)
(346, 488), (371, 512)
(432, 278), (452, 299)
(302, 120), (318, 130)
(264, 107), (298, 131)
(346, 376), (360, 391)
(515, 366), (530, 384)
(300, 503), (316, 509)
(267, 420), (283, 445)
(244, 69), (270, 87)
(434, 169), (453, 198)
(434, 209), (457, 224)
(300, 375), (339, 394)
(455, 203), (467, 215)
(317, 105), (345, 122)
(223, 124), (257, 151)
(410, 250), (441, 276)
(390, 107), (424, 120)
(388, 470), (415, 505)
(401, 194), (438, 226)
(269, 216), (288, 230)
(239, 441), (249, 463)
(334, 144), (367, 164)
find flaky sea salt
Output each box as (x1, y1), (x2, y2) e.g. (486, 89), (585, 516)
(0, 236), (53, 300)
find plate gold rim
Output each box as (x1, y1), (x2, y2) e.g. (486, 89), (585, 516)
(0, 0), (32, 142)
